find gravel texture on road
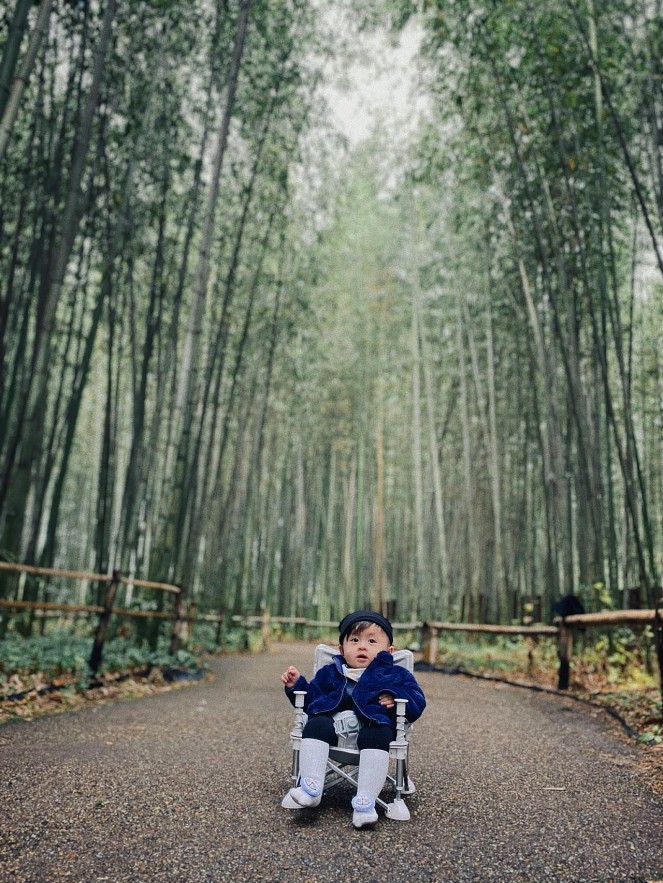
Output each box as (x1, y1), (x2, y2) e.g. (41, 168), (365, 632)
(1, 642), (662, 882)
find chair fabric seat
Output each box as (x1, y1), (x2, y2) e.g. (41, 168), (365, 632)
(329, 746), (362, 766)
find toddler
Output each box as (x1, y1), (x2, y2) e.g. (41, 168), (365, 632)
(281, 610), (426, 828)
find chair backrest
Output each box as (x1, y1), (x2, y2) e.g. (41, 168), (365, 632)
(314, 643), (414, 675)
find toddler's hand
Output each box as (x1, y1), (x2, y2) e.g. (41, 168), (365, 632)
(281, 666), (300, 688)
(378, 692), (395, 708)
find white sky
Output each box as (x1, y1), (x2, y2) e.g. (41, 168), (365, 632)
(321, 17), (428, 146)
(292, 12), (430, 235)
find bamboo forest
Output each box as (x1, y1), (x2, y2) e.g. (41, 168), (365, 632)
(0, 0), (662, 647)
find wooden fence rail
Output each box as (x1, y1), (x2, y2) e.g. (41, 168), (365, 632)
(416, 610), (662, 701)
(0, 561), (180, 593)
(231, 610), (662, 701)
(0, 562), (182, 675)
(1, 561), (661, 705)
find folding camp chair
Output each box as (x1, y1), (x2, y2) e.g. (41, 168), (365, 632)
(286, 643), (416, 821)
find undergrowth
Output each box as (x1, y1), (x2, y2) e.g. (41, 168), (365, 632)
(434, 631), (662, 744)
(1, 623), (661, 747)
(0, 620), (256, 701)
(0, 629), (200, 700)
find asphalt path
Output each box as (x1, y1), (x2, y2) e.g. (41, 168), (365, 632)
(1, 642), (662, 882)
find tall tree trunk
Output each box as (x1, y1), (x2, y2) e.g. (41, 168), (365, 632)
(411, 272), (426, 620)
(158, 0), (253, 582)
(416, 269), (449, 619)
(373, 385), (385, 614)
(485, 281), (507, 620)
(0, 0), (54, 162)
(455, 305), (476, 620)
(342, 445), (357, 614)
(0, 0), (34, 120)
(0, 0), (117, 558)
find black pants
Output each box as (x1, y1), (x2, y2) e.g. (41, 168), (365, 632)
(303, 713), (393, 752)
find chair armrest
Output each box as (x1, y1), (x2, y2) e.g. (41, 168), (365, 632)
(291, 690), (307, 739)
(394, 698), (408, 744)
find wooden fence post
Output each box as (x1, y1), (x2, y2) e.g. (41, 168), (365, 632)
(215, 608), (226, 647)
(420, 623), (439, 667)
(557, 622), (573, 690)
(653, 595), (663, 719)
(260, 608), (271, 652)
(168, 590), (184, 655)
(420, 623), (430, 663)
(241, 617), (250, 650)
(89, 570), (120, 676)
(187, 599), (197, 642)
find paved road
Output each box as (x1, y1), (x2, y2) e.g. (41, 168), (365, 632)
(1, 642), (662, 882)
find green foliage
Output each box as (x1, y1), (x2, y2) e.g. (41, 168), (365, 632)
(576, 626), (657, 687)
(436, 630), (658, 693)
(222, 628), (254, 652)
(0, 0), (660, 637)
(636, 726), (662, 746)
(0, 631), (199, 690)
(0, 632), (90, 680)
(437, 634), (558, 675)
(189, 621), (220, 653)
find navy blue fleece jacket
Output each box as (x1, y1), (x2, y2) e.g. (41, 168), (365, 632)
(285, 650), (426, 727)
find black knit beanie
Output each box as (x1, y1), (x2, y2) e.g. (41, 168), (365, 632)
(338, 610), (394, 645)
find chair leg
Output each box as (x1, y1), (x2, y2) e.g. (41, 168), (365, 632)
(289, 690), (307, 787)
(291, 743), (300, 786)
(384, 746), (411, 821)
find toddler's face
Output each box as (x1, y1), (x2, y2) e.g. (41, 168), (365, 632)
(340, 624), (393, 668)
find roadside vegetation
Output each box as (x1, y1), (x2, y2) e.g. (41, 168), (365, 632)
(1, 624), (660, 752)
(434, 630), (661, 745)
(0, 624), (204, 724)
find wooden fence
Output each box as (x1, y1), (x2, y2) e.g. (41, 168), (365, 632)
(228, 608), (663, 700)
(554, 608), (662, 691)
(0, 561), (183, 675)
(242, 609), (662, 702)
(1, 560), (661, 703)
(419, 608), (663, 698)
